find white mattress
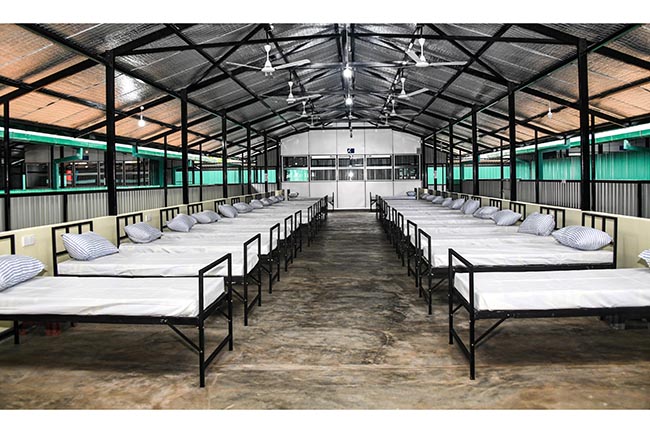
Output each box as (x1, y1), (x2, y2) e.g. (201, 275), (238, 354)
(58, 250), (258, 278)
(123, 231), (274, 254)
(0, 276), (224, 317)
(408, 225), (520, 245)
(187, 222), (290, 239)
(455, 268), (650, 311)
(431, 242), (613, 268)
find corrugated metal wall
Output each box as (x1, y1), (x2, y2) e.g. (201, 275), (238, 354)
(201, 186), (222, 201)
(517, 181), (535, 203)
(0, 197), (4, 232)
(539, 182), (581, 208)
(117, 189), (165, 214)
(167, 188), (184, 206)
(11, 195), (64, 229)
(594, 182), (637, 216)
(68, 192), (108, 221)
(478, 180), (502, 198)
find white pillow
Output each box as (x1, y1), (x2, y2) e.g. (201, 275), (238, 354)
(277, 195), (285, 201)
(250, 199), (264, 209)
(473, 206), (499, 219)
(491, 210), (522, 226)
(219, 204), (239, 218)
(441, 198), (453, 207)
(124, 222), (162, 243)
(450, 198), (465, 210)
(518, 212), (555, 236)
(167, 213), (195, 232)
(431, 196), (444, 204)
(61, 232), (118, 261)
(461, 199), (480, 215)
(552, 226), (612, 251)
(260, 198), (272, 206)
(0, 255), (44, 291)
(420, 193), (429, 199)
(233, 202), (253, 213)
(269, 196), (280, 203)
(406, 191), (416, 197)
(288, 192), (299, 198)
(639, 250), (650, 266)
(203, 210), (221, 222)
(191, 211), (217, 224)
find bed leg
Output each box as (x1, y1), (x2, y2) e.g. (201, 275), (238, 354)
(276, 249), (281, 282)
(199, 320), (206, 388)
(427, 273), (433, 315)
(469, 314), (476, 380)
(228, 281), (234, 351)
(448, 269), (454, 345)
(243, 278), (249, 327)
(13, 321), (20, 345)
(257, 266), (262, 307)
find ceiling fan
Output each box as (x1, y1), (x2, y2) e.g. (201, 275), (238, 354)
(284, 81), (321, 104)
(226, 44), (311, 76)
(405, 38), (467, 68)
(397, 76), (429, 99)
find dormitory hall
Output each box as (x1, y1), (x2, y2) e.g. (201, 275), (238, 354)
(1, 19), (650, 411)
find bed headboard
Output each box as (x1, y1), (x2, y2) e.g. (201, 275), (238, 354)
(508, 201), (527, 219)
(244, 195), (252, 204)
(539, 205), (566, 229)
(231, 197), (241, 204)
(0, 234), (16, 255)
(460, 194), (469, 200)
(116, 212), (144, 247)
(212, 199), (226, 211)
(582, 212), (619, 266)
(470, 195), (481, 202)
(489, 198), (503, 209)
(51, 220), (94, 276)
(159, 206), (181, 230)
(187, 202), (203, 214)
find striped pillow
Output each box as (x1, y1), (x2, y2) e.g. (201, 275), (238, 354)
(250, 199), (264, 209)
(269, 196), (280, 203)
(552, 226), (612, 251)
(420, 193), (429, 199)
(260, 198), (272, 206)
(461, 199), (480, 215)
(451, 198), (465, 210)
(167, 214), (195, 232)
(0, 255), (44, 291)
(233, 202), (254, 213)
(61, 232), (118, 261)
(191, 211), (217, 224)
(518, 212), (555, 236)
(639, 250), (650, 266)
(441, 198), (453, 207)
(219, 204), (239, 218)
(473, 206), (499, 219)
(491, 210), (522, 226)
(431, 196), (444, 204)
(124, 222), (162, 243)
(278, 195), (285, 201)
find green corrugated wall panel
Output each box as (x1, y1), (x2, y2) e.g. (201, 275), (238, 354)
(596, 152), (650, 180)
(426, 161), (532, 183)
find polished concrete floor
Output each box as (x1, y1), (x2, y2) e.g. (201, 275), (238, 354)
(1, 211), (649, 409)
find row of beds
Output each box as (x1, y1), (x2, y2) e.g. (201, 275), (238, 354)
(377, 191), (650, 380)
(0, 192), (332, 387)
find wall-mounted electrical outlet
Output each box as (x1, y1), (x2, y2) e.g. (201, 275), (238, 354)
(22, 235), (36, 247)
(145, 215), (152, 222)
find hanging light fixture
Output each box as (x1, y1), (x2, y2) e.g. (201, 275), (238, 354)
(137, 106), (145, 127)
(342, 64), (353, 79)
(300, 100), (307, 117)
(547, 101), (553, 119)
(345, 94), (353, 106)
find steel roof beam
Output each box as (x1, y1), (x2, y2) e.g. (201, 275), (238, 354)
(113, 24), (195, 56)
(352, 31), (572, 45)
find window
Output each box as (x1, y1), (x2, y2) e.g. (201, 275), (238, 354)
(284, 168), (309, 182)
(339, 168), (364, 181)
(394, 154), (419, 180)
(283, 156), (308, 167)
(338, 156), (364, 168)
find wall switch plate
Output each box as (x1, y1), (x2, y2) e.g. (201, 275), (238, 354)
(22, 235), (36, 247)
(145, 215), (152, 222)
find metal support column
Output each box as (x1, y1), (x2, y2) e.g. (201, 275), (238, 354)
(500, 139), (504, 198)
(433, 132), (437, 191)
(534, 130), (540, 204)
(421, 138), (426, 189)
(448, 123), (454, 192)
(105, 52), (118, 216)
(163, 135), (168, 207)
(263, 133), (269, 194)
(276, 143), (281, 191)
(246, 126), (252, 195)
(181, 91), (189, 205)
(222, 116), (228, 198)
(508, 83), (517, 202)
(199, 142), (203, 202)
(3, 102), (10, 230)
(590, 113), (596, 210)
(471, 108), (479, 195)
(578, 39), (591, 211)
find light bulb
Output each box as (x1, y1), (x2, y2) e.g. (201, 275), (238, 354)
(345, 95), (353, 106)
(137, 106), (145, 127)
(547, 104), (553, 119)
(343, 66), (353, 79)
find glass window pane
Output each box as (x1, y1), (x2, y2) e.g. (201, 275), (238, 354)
(339, 169), (364, 181)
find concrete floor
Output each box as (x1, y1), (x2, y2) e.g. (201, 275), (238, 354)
(0, 211), (649, 409)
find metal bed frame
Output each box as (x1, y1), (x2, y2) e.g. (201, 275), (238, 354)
(447, 246), (644, 380)
(0, 233), (233, 388)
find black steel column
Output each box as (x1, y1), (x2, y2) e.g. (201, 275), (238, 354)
(221, 116), (228, 198)
(105, 52), (118, 216)
(276, 142), (281, 191)
(421, 138), (426, 189)
(500, 139), (504, 198)
(163, 135), (168, 207)
(240, 165), (245, 195)
(181, 91), (189, 205)
(199, 142), (203, 202)
(534, 130), (540, 204)
(263, 133), (269, 194)
(471, 108), (479, 195)
(448, 123), (454, 192)
(3, 102), (10, 230)
(433, 132), (437, 191)
(578, 39), (591, 211)
(246, 126), (252, 195)
(508, 83), (517, 202)
(590, 113), (596, 210)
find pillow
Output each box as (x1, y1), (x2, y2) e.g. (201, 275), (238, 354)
(260, 198), (272, 206)
(233, 202), (253, 213)
(219, 204), (239, 218)
(269, 196), (280, 203)
(473, 206), (499, 219)
(406, 191), (416, 197)
(450, 198), (465, 210)
(461, 199), (480, 215)
(431, 196), (444, 204)
(61, 232), (118, 261)
(167, 213), (195, 232)
(124, 222), (162, 243)
(420, 193), (429, 199)
(191, 211), (219, 224)
(518, 212), (555, 236)
(289, 192), (299, 198)
(552, 226), (612, 251)
(278, 195), (285, 201)
(639, 250), (650, 266)
(250, 199), (264, 209)
(491, 210), (522, 226)
(441, 197), (453, 207)
(0, 255), (44, 291)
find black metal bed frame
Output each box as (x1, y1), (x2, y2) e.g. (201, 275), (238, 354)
(0, 233), (233, 388)
(447, 247), (645, 380)
(489, 198), (503, 209)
